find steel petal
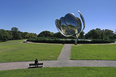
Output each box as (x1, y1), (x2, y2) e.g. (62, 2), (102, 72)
(55, 19), (71, 37)
(64, 13), (78, 34)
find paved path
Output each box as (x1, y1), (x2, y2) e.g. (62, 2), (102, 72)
(58, 44), (71, 60)
(0, 44), (116, 71)
(0, 60), (116, 71)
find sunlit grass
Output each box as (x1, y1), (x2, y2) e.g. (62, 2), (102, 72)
(0, 43), (63, 62)
(0, 39), (25, 45)
(0, 67), (116, 77)
(71, 44), (116, 60)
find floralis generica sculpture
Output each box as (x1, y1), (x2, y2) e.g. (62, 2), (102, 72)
(55, 10), (85, 45)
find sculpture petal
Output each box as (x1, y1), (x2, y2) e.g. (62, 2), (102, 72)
(64, 13), (78, 35)
(78, 11), (85, 33)
(75, 17), (82, 33)
(74, 11), (85, 38)
(60, 17), (72, 36)
(55, 19), (71, 37)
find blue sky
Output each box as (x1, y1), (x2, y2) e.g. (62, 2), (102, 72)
(0, 0), (116, 34)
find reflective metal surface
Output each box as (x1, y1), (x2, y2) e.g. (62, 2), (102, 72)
(60, 17), (71, 36)
(55, 10), (85, 39)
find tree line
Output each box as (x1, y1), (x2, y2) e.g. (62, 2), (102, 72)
(0, 27), (36, 41)
(37, 28), (116, 40)
(85, 28), (116, 40)
(0, 27), (116, 42)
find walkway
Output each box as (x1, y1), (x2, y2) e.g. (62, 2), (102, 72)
(58, 44), (71, 60)
(0, 44), (116, 71)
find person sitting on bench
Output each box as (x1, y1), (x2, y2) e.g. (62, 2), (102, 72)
(35, 59), (38, 64)
(29, 59), (43, 68)
(35, 58), (38, 67)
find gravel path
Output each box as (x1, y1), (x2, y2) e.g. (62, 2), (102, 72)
(0, 44), (116, 71)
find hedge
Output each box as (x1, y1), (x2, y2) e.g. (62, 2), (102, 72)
(27, 37), (115, 44)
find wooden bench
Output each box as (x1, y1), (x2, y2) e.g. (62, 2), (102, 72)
(29, 63), (43, 68)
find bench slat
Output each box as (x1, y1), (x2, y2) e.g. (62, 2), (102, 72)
(29, 63), (43, 66)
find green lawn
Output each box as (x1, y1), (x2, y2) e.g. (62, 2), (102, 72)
(0, 67), (116, 77)
(71, 44), (116, 60)
(0, 43), (63, 62)
(0, 39), (25, 45)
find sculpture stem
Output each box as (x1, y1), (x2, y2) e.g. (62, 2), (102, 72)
(75, 39), (77, 45)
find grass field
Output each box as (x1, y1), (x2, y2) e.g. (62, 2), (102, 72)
(0, 40), (116, 77)
(0, 39), (25, 45)
(0, 40), (63, 62)
(71, 44), (116, 60)
(0, 67), (116, 77)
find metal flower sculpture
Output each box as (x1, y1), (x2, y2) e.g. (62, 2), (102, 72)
(55, 10), (85, 39)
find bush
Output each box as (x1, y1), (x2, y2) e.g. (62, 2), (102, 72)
(91, 39), (115, 43)
(27, 37), (115, 44)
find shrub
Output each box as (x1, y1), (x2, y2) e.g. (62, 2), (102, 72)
(27, 37), (115, 44)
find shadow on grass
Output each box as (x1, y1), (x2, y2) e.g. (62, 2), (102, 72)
(28, 66), (43, 69)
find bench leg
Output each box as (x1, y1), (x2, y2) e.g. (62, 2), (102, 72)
(35, 65), (38, 67)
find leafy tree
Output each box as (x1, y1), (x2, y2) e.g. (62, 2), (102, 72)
(101, 32), (104, 39)
(6, 30), (13, 40)
(104, 29), (114, 38)
(37, 31), (54, 37)
(78, 31), (84, 39)
(25, 33), (36, 38)
(100, 29), (114, 40)
(85, 29), (100, 39)
(11, 27), (20, 39)
(11, 27), (18, 32)
(113, 34), (116, 39)
(54, 32), (65, 38)
(22, 32), (28, 39)
(109, 35), (114, 39)
(17, 31), (23, 39)
(0, 29), (10, 41)
(85, 28), (115, 39)
(96, 28), (101, 32)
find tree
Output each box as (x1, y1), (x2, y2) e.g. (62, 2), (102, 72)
(0, 29), (10, 41)
(17, 31), (23, 39)
(96, 28), (101, 32)
(11, 27), (18, 32)
(101, 32), (104, 39)
(6, 30), (13, 40)
(37, 31), (54, 37)
(85, 28), (115, 39)
(100, 29), (114, 40)
(11, 27), (20, 39)
(113, 34), (116, 39)
(85, 29), (100, 39)
(78, 31), (84, 39)
(25, 33), (37, 38)
(104, 29), (114, 38)
(22, 32), (28, 39)
(54, 32), (65, 38)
